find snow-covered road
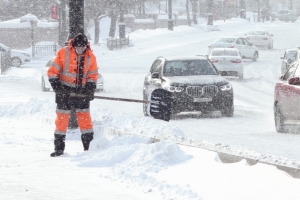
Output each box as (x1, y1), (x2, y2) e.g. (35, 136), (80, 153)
(2, 18), (300, 200)
(2, 19), (300, 162)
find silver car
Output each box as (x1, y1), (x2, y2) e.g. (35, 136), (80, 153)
(41, 58), (104, 92)
(274, 9), (297, 22)
(208, 36), (259, 61)
(280, 48), (300, 74)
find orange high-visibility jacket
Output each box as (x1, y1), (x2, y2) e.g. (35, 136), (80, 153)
(47, 39), (98, 90)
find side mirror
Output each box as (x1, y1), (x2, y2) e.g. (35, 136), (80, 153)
(288, 77), (300, 85)
(250, 43), (253, 46)
(271, 34), (273, 36)
(151, 72), (160, 79)
(280, 57), (284, 59)
(280, 75), (284, 80)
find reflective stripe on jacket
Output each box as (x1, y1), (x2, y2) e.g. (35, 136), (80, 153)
(47, 39), (98, 89)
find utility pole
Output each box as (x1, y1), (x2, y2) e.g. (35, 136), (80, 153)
(168, 0), (173, 30)
(289, 0), (293, 10)
(207, 0), (214, 25)
(119, 6), (125, 39)
(58, 0), (68, 46)
(266, 0), (270, 21)
(69, 0), (84, 39)
(257, 0), (260, 22)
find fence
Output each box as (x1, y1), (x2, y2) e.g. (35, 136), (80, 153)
(34, 43), (59, 58)
(107, 36), (130, 51)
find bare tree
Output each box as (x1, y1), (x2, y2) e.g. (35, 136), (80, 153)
(186, 0), (191, 26)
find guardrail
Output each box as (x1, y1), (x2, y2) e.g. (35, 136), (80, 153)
(95, 126), (300, 179)
(34, 43), (59, 58)
(107, 36), (130, 51)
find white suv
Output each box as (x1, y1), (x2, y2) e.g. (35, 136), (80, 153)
(0, 43), (31, 67)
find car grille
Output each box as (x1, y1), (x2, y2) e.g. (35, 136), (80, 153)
(186, 85), (218, 98)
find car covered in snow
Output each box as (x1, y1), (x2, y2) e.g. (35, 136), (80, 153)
(0, 43), (31, 67)
(273, 9), (297, 22)
(143, 56), (234, 119)
(280, 48), (300, 74)
(208, 36), (259, 61)
(274, 61), (300, 133)
(41, 57), (104, 92)
(209, 48), (244, 79)
(245, 30), (274, 49)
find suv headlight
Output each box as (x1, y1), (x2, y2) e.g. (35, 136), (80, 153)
(219, 84), (232, 91)
(22, 53), (30, 57)
(164, 86), (184, 92)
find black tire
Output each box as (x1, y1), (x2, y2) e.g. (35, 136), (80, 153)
(274, 103), (288, 133)
(238, 73), (243, 79)
(252, 52), (258, 62)
(268, 42), (273, 49)
(41, 77), (49, 92)
(221, 104), (234, 117)
(11, 57), (22, 67)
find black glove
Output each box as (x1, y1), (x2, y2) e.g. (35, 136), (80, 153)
(83, 88), (94, 101)
(84, 82), (96, 101)
(49, 78), (68, 95)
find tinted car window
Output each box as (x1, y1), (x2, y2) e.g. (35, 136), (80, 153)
(243, 39), (251, 46)
(293, 64), (300, 77)
(285, 51), (297, 63)
(163, 60), (218, 77)
(237, 39), (245, 45)
(46, 59), (53, 67)
(150, 59), (162, 74)
(283, 64), (297, 80)
(211, 49), (238, 56)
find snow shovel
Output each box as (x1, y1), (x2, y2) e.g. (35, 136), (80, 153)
(69, 88), (172, 121)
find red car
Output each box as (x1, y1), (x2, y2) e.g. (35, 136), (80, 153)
(274, 62), (300, 133)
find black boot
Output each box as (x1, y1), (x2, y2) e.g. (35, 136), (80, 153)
(81, 132), (93, 151)
(50, 134), (66, 157)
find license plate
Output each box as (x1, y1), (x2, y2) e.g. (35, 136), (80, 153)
(193, 98), (212, 102)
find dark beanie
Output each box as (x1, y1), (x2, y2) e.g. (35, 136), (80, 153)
(72, 33), (88, 47)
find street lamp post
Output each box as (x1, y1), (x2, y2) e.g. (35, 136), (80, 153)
(257, 0), (260, 22)
(69, 0), (84, 39)
(168, 0), (173, 30)
(30, 18), (38, 59)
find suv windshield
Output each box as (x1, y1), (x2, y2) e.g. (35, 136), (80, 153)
(163, 60), (218, 77)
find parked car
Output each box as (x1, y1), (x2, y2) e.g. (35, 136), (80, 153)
(208, 36), (259, 61)
(245, 30), (274, 49)
(273, 9), (297, 22)
(41, 57), (104, 92)
(280, 48), (300, 74)
(0, 42), (31, 67)
(143, 56), (234, 119)
(274, 61), (300, 133)
(209, 48), (244, 79)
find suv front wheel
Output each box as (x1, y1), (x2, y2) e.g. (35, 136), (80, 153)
(221, 104), (234, 117)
